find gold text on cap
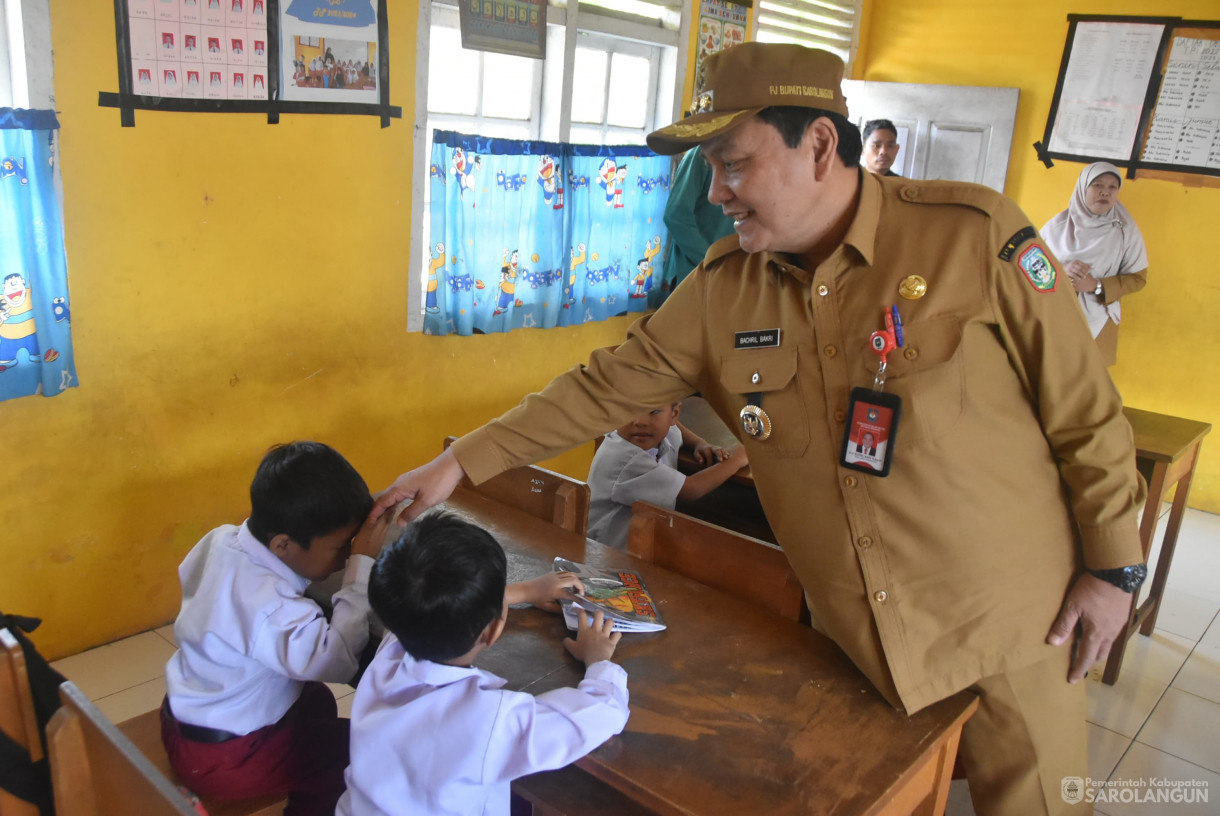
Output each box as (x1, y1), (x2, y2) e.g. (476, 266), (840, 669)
(899, 275), (928, 300)
(768, 84), (835, 100)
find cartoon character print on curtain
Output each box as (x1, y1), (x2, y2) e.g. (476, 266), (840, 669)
(425, 130), (671, 336)
(0, 108), (78, 402)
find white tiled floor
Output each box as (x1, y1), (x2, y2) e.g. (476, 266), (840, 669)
(49, 509), (1220, 816)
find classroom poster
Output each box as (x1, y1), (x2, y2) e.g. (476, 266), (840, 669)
(127, 0), (269, 101)
(695, 0), (747, 100)
(1141, 36), (1220, 169)
(1046, 21), (1164, 161)
(280, 0), (381, 104)
(457, 0), (546, 60)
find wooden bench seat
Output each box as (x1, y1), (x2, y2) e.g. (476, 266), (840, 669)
(47, 681), (285, 816)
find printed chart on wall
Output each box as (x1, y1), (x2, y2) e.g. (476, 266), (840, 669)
(279, 0), (380, 104)
(126, 0), (271, 101)
(1045, 20), (1165, 161)
(1140, 30), (1220, 172)
(695, 0), (747, 97)
(1039, 15), (1220, 180)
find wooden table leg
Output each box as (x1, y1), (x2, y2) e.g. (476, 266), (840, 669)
(1140, 444), (1201, 636)
(1101, 460), (1168, 685)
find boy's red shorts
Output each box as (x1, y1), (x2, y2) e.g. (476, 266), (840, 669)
(161, 681), (349, 816)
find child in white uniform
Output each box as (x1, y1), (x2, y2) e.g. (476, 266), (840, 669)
(588, 403), (749, 549)
(337, 511), (629, 816)
(162, 441), (390, 816)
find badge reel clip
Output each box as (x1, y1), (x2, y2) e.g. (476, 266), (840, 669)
(840, 306), (903, 477)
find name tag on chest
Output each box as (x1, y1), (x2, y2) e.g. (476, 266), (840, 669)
(734, 329), (782, 349)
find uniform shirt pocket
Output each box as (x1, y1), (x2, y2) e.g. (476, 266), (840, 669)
(719, 347), (811, 457)
(860, 315), (965, 446)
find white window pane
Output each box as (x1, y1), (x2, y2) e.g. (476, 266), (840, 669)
(604, 127), (646, 146)
(428, 25), (479, 115)
(479, 120), (533, 140)
(570, 47), (608, 124)
(482, 53), (534, 121)
(606, 52), (650, 129)
(569, 125), (605, 146)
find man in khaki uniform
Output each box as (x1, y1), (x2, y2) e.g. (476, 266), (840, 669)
(381, 44), (1147, 815)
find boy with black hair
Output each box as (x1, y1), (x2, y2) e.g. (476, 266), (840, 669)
(162, 441), (388, 816)
(337, 511), (630, 816)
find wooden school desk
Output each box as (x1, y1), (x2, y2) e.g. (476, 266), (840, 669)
(1102, 407), (1211, 685)
(445, 487), (978, 816)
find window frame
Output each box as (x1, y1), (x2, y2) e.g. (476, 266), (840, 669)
(751, 0), (862, 74)
(3, 0), (54, 109)
(408, 0), (686, 331)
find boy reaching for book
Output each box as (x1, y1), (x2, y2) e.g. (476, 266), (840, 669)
(337, 511), (629, 816)
(588, 402), (748, 549)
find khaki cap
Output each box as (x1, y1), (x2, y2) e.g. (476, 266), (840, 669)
(647, 42), (848, 155)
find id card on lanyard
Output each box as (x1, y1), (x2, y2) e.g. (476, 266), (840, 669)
(840, 306), (903, 477)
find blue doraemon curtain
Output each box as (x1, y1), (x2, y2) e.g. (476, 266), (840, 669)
(0, 109), (77, 401)
(426, 130), (671, 336)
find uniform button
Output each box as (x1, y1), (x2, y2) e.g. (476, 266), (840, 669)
(904, 347), (918, 360)
(823, 345), (838, 358)
(900, 187), (919, 201)
(844, 475), (858, 488)
(833, 409), (846, 423)
(874, 590), (888, 603)
(816, 284), (829, 296)
(858, 536), (873, 549)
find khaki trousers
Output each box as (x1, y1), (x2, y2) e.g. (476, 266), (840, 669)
(959, 646), (1091, 816)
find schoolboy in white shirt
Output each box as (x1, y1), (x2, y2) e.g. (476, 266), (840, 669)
(161, 441), (389, 816)
(588, 402), (749, 549)
(337, 511), (629, 816)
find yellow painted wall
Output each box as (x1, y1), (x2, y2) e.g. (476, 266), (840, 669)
(12, 2), (629, 659)
(860, 0), (1220, 513)
(21, 1), (1217, 659)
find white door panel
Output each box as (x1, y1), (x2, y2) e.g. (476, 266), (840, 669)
(842, 80), (1019, 192)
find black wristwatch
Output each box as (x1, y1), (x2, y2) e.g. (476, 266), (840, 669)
(1087, 563), (1148, 593)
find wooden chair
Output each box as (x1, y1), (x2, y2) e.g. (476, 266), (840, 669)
(47, 682), (284, 816)
(444, 436), (591, 537)
(626, 501), (807, 623)
(1, 629), (43, 816)
(46, 682), (200, 816)
(116, 708), (285, 816)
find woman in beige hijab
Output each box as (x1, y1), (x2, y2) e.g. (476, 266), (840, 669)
(1042, 162), (1149, 366)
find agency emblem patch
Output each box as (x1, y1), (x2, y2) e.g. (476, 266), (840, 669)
(1018, 245), (1057, 292)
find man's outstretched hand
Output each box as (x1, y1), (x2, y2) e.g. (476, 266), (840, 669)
(370, 447), (466, 525)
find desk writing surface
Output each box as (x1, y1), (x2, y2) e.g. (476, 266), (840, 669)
(1122, 406), (1212, 463)
(446, 488), (975, 816)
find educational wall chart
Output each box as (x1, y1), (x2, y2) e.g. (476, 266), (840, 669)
(279, 0), (380, 104)
(1046, 21), (1164, 161)
(457, 0), (546, 60)
(127, 0), (270, 101)
(1141, 36), (1220, 170)
(695, 0), (747, 99)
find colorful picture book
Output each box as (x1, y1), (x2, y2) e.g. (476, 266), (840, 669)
(553, 557), (666, 632)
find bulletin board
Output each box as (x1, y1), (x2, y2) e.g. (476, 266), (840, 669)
(1036, 14), (1220, 183)
(99, 0), (401, 127)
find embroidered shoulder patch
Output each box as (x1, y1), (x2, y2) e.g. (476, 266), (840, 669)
(999, 226), (1037, 261)
(1018, 245), (1057, 292)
